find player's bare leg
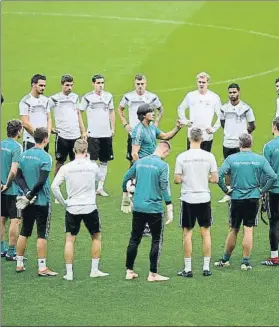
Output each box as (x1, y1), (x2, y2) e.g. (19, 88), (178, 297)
(90, 232), (109, 277)
(97, 162), (109, 196)
(37, 238), (58, 277)
(16, 235), (27, 272)
(63, 233), (75, 280)
(178, 228), (193, 277)
(0, 216), (7, 256)
(241, 226), (253, 270)
(200, 227), (212, 276)
(5, 218), (20, 260)
(214, 228), (239, 267)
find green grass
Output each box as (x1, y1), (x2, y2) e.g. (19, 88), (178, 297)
(2, 1), (279, 326)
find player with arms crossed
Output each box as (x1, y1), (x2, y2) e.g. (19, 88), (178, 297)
(260, 117), (279, 266)
(15, 127), (57, 276)
(19, 74), (51, 152)
(178, 72), (221, 152)
(48, 74), (86, 176)
(174, 128), (219, 278)
(215, 134), (277, 270)
(218, 83), (256, 203)
(118, 74), (164, 166)
(1, 120), (23, 260)
(121, 141), (173, 282)
(80, 74), (115, 197)
(51, 139), (109, 280)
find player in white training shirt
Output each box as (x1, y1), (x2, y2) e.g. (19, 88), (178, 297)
(19, 74), (51, 152)
(48, 75), (86, 176)
(174, 127), (218, 278)
(178, 72), (221, 152)
(218, 83), (256, 203)
(275, 78), (279, 117)
(79, 74), (115, 197)
(118, 74), (163, 166)
(51, 139), (109, 281)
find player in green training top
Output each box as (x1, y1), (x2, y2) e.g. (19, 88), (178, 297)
(215, 133), (277, 270)
(131, 103), (183, 236)
(15, 127), (58, 277)
(261, 117), (279, 266)
(121, 141), (174, 282)
(1, 120), (23, 260)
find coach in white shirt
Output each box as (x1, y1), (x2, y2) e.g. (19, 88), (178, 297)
(275, 78), (279, 117)
(218, 83), (256, 203)
(118, 74), (163, 166)
(174, 127), (218, 278)
(178, 72), (221, 152)
(19, 74), (52, 152)
(48, 74), (86, 176)
(80, 74), (115, 197)
(51, 139), (109, 281)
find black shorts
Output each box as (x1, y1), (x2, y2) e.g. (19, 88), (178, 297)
(1, 194), (19, 218)
(65, 209), (101, 236)
(126, 134), (132, 161)
(55, 135), (79, 162)
(187, 139), (213, 152)
(223, 146), (240, 159)
(180, 201), (212, 229)
(20, 204), (51, 239)
(229, 199), (259, 229)
(87, 137), (114, 162)
(267, 192), (279, 222)
(23, 141), (49, 153)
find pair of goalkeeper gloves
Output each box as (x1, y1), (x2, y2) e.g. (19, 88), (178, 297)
(16, 192), (37, 210)
(120, 193), (174, 224)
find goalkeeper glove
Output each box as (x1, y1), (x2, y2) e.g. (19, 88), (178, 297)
(121, 193), (132, 214)
(165, 204), (173, 225)
(16, 193), (37, 210)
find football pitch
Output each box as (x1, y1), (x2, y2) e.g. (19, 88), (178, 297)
(1, 1), (279, 326)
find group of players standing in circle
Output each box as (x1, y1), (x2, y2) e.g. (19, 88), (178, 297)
(1, 72), (279, 281)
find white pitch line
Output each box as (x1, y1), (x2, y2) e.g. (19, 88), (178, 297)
(2, 11), (279, 105)
(3, 11), (279, 40)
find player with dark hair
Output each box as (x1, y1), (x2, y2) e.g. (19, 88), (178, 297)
(79, 74), (115, 197)
(215, 133), (277, 270)
(261, 117), (279, 266)
(48, 74), (86, 178)
(19, 74), (51, 152)
(1, 120), (23, 260)
(218, 83), (256, 203)
(131, 103), (183, 236)
(15, 127), (57, 276)
(118, 74), (164, 167)
(121, 141), (173, 282)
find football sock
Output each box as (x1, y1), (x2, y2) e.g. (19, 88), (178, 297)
(184, 257), (192, 272)
(91, 258), (100, 272)
(38, 258), (47, 270)
(98, 162), (108, 190)
(242, 256), (250, 265)
(1, 240), (7, 253)
(222, 252), (230, 262)
(17, 256), (24, 267)
(66, 264), (73, 274)
(271, 250), (278, 258)
(7, 245), (16, 257)
(203, 256), (211, 271)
